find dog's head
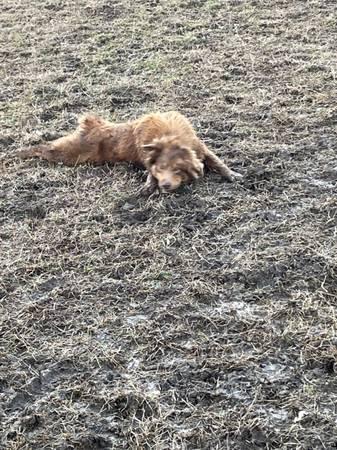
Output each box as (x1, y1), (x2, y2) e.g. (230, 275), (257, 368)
(142, 136), (204, 192)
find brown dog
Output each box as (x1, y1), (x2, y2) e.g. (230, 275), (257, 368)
(18, 111), (241, 195)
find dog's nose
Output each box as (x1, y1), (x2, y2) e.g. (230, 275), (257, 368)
(161, 181), (172, 190)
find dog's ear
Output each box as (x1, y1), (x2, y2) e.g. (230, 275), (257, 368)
(142, 143), (162, 166)
(179, 148), (204, 180)
(186, 160), (204, 180)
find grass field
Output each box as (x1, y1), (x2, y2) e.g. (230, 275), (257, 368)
(1, 1), (337, 448)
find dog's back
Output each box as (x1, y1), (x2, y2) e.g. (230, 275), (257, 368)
(133, 111), (197, 148)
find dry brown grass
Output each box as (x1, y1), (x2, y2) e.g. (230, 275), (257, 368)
(1, 0), (337, 449)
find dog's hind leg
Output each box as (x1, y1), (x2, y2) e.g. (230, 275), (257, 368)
(18, 144), (64, 163)
(17, 132), (98, 166)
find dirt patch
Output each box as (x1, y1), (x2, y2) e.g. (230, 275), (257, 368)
(1, 0), (337, 448)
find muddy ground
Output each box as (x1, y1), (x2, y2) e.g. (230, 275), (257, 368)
(1, 0), (337, 449)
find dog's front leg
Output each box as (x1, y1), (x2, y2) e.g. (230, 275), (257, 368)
(140, 172), (158, 196)
(201, 143), (242, 182)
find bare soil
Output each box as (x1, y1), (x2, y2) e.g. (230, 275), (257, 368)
(1, 1), (337, 449)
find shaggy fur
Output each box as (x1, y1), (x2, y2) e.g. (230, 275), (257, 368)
(18, 111), (241, 194)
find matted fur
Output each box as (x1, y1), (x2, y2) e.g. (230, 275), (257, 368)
(18, 111), (240, 194)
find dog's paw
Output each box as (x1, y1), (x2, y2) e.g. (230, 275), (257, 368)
(139, 184), (157, 197)
(230, 170), (243, 180)
(220, 169), (243, 183)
